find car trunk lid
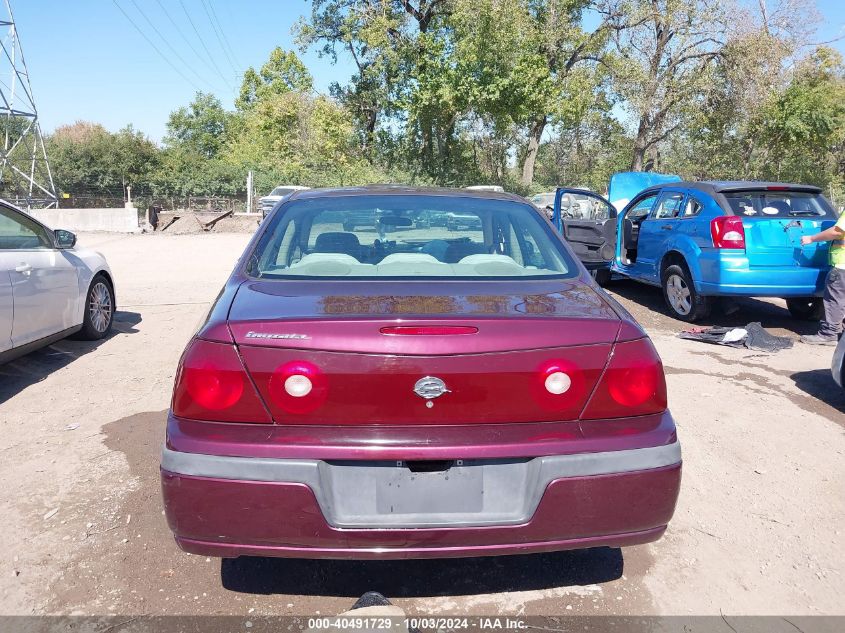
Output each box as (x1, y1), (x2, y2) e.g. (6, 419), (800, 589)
(228, 280), (623, 425)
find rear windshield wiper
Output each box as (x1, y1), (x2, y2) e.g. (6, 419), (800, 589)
(788, 210), (824, 216)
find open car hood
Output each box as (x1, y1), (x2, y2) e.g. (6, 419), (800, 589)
(608, 172), (681, 209)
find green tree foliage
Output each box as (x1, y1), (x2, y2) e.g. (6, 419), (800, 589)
(757, 48), (845, 191)
(44, 1), (845, 205)
(237, 47), (314, 110)
(47, 122), (158, 198)
(150, 48), (403, 199)
(165, 92), (232, 158)
(600, 0), (727, 172)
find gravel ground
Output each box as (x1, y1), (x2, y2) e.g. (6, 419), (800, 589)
(0, 231), (842, 617)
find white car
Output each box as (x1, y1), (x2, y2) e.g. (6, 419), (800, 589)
(0, 201), (115, 364)
(259, 185), (310, 217)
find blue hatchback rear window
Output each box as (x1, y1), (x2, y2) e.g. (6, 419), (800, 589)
(723, 191), (835, 218)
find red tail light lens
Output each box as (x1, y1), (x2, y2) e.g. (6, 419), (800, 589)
(581, 338), (667, 420)
(267, 360), (328, 414)
(172, 339), (271, 423)
(711, 216), (746, 249)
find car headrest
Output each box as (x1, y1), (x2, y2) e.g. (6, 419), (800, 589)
(443, 241), (489, 263)
(314, 232), (361, 258)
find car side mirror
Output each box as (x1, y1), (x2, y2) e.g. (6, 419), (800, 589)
(54, 229), (77, 249)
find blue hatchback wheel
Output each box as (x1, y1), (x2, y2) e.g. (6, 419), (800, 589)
(661, 263), (711, 322)
(666, 274), (692, 316)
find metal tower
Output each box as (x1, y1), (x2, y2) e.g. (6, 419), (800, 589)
(0, 0), (56, 209)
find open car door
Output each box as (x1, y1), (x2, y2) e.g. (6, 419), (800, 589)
(552, 188), (617, 272)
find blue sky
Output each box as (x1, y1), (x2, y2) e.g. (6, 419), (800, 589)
(10, 0), (845, 143)
(13, 0), (357, 142)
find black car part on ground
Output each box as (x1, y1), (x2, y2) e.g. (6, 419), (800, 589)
(679, 322), (793, 352)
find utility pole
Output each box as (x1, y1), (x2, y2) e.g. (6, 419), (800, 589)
(246, 171), (253, 213)
(0, 0), (56, 209)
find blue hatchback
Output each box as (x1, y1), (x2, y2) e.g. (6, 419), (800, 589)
(554, 179), (837, 321)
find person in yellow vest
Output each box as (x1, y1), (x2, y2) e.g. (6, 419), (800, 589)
(800, 210), (845, 345)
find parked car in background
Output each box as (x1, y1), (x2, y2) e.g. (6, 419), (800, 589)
(342, 209), (378, 232)
(530, 192), (555, 216)
(161, 186), (681, 560)
(833, 335), (844, 390)
(556, 179), (837, 321)
(0, 201), (115, 364)
(446, 210), (483, 231)
(549, 173), (682, 285)
(260, 185), (310, 217)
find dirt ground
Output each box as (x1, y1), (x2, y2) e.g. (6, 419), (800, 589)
(0, 231), (842, 617)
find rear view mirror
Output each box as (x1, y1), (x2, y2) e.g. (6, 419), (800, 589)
(54, 229), (77, 249)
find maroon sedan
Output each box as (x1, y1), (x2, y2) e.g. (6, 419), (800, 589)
(161, 187), (681, 560)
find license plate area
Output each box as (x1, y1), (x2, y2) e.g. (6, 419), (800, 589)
(318, 458), (535, 528)
(376, 461), (483, 515)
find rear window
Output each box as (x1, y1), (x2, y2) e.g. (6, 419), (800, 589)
(723, 191), (835, 218)
(247, 194), (576, 279)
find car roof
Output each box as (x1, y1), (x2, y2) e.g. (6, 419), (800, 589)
(288, 185), (528, 204)
(638, 180), (823, 196)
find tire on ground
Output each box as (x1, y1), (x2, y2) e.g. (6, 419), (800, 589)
(77, 274), (115, 341)
(591, 268), (612, 287)
(661, 262), (712, 322)
(786, 297), (824, 321)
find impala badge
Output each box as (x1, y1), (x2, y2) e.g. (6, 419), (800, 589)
(414, 376), (450, 405)
(245, 332), (310, 340)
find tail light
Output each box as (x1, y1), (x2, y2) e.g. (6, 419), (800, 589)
(532, 359), (587, 412)
(267, 360), (328, 414)
(711, 216), (746, 249)
(380, 326), (478, 335)
(581, 338), (667, 420)
(172, 339), (271, 423)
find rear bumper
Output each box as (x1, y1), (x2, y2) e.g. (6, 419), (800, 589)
(161, 441), (682, 559)
(696, 251), (828, 296)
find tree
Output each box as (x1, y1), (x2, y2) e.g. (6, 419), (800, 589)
(297, 1), (458, 180)
(601, 0), (727, 171)
(535, 110), (631, 191)
(47, 122), (158, 199)
(237, 48), (314, 110)
(297, 0), (402, 155)
(165, 92), (231, 158)
(516, 0), (614, 185)
(663, 0), (824, 180)
(758, 47), (845, 188)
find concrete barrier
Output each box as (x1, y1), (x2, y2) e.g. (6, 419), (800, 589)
(28, 207), (140, 233)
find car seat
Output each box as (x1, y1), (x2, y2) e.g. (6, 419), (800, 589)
(443, 241), (489, 263)
(314, 232), (362, 260)
(421, 239), (450, 261)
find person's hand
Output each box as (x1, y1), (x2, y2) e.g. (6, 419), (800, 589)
(801, 235), (814, 246)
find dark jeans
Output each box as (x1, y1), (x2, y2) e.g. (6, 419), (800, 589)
(819, 267), (845, 337)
